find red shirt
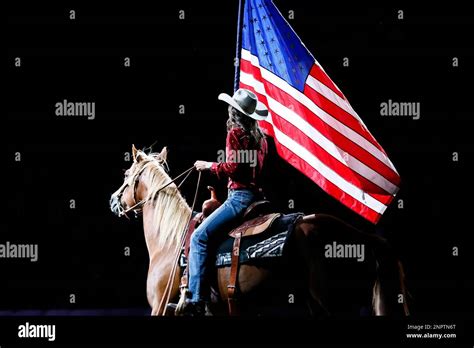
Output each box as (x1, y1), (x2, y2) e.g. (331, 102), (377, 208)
(210, 126), (267, 190)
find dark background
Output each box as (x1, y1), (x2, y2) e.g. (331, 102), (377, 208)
(5, 0), (473, 318)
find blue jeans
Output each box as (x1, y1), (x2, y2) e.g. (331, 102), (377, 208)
(188, 188), (255, 302)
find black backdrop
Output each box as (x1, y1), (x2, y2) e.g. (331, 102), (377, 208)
(5, 0), (473, 321)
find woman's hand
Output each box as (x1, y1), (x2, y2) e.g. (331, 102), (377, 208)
(194, 160), (212, 171)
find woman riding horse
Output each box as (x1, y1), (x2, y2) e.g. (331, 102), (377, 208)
(179, 88), (269, 315)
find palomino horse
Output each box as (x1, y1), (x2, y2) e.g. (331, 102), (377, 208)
(110, 145), (409, 316)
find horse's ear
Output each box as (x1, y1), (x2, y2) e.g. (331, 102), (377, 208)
(136, 151), (145, 162)
(159, 146), (168, 161)
(132, 144), (138, 162)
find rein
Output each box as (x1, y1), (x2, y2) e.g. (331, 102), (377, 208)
(158, 170), (202, 315)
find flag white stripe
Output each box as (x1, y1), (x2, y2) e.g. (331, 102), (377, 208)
(241, 49), (397, 173)
(240, 71), (399, 194)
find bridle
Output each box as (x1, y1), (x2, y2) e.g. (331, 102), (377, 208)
(116, 163), (196, 219)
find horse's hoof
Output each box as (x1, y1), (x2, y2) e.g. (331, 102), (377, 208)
(165, 303), (178, 316)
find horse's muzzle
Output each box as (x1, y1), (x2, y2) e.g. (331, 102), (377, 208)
(109, 194), (123, 217)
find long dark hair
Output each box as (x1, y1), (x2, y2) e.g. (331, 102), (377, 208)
(226, 106), (265, 149)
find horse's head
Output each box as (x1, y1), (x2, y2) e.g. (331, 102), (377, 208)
(109, 144), (168, 217)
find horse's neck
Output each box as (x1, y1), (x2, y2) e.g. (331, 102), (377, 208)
(139, 182), (191, 260)
(142, 203), (175, 259)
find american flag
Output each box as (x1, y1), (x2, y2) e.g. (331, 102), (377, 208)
(238, 0), (400, 223)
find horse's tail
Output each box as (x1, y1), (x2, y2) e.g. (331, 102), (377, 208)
(372, 239), (410, 316)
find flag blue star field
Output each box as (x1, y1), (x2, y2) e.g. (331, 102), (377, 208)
(239, 0), (400, 223)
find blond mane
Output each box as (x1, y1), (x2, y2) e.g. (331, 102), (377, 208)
(130, 151), (192, 251)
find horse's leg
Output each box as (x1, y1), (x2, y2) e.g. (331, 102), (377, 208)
(292, 216), (330, 316)
(371, 240), (410, 316)
(148, 258), (181, 316)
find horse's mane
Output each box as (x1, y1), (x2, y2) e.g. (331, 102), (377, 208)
(132, 151), (192, 251)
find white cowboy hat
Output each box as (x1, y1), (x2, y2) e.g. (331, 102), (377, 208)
(218, 88), (268, 121)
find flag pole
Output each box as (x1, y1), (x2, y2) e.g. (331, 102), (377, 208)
(233, 0), (244, 92)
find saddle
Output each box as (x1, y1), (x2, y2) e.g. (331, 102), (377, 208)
(228, 212), (280, 238)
